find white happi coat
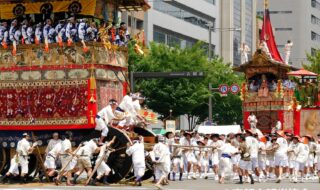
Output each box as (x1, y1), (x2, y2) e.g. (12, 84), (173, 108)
(153, 142), (171, 175)
(218, 143), (238, 177)
(45, 142), (62, 169)
(126, 142), (145, 177)
(16, 138), (31, 174)
(96, 143), (111, 176)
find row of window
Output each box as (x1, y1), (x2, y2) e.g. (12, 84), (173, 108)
(203, 0), (215, 5)
(128, 16), (144, 30)
(257, 10), (292, 17)
(311, 15), (320, 26)
(275, 28), (292, 31)
(153, 0), (216, 30)
(153, 26), (215, 56)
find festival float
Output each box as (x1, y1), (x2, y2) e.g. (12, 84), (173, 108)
(0, 0), (155, 183)
(234, 5), (320, 137)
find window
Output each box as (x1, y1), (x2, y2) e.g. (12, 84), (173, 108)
(136, 19), (143, 30)
(257, 10), (292, 16)
(153, 1), (215, 30)
(233, 1), (241, 66)
(275, 28), (293, 31)
(311, 15), (320, 26)
(312, 0), (320, 10)
(311, 48), (317, 56)
(153, 30), (166, 44)
(311, 31), (320, 41)
(203, 0), (215, 5)
(128, 16), (132, 27)
(153, 26), (215, 56)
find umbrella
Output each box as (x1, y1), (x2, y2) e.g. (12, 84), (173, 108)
(287, 69), (318, 76)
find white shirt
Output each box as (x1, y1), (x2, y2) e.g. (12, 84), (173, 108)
(294, 143), (309, 163)
(119, 95), (136, 117)
(248, 115), (257, 124)
(17, 138), (31, 156)
(287, 141), (297, 160)
(82, 140), (98, 156)
(275, 121), (282, 131)
(211, 140), (224, 158)
(132, 99), (141, 113)
(284, 42), (293, 53)
(46, 139), (62, 153)
(220, 143), (237, 155)
(246, 136), (259, 158)
(61, 139), (72, 154)
(98, 105), (115, 123)
(126, 142), (145, 167)
(265, 141), (274, 160)
(48, 142), (62, 158)
(153, 142), (170, 163)
(258, 141), (266, 161)
(275, 137), (288, 157)
(315, 143), (320, 158)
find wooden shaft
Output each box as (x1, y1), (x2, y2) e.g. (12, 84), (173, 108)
(85, 136), (116, 186)
(57, 143), (83, 182)
(31, 132), (50, 182)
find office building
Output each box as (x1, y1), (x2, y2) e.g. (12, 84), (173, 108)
(257, 0), (320, 67)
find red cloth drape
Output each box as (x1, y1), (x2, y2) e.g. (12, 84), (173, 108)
(87, 78), (97, 128)
(260, 9), (283, 63)
(278, 110), (284, 130)
(243, 112), (250, 130)
(293, 110), (300, 135)
(122, 82), (128, 96)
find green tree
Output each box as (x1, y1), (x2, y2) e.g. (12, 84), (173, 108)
(128, 42), (244, 130)
(303, 49), (320, 75)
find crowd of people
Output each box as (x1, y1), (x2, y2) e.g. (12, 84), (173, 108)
(1, 94), (320, 189)
(0, 17), (130, 47)
(2, 128), (320, 188)
(248, 79), (297, 92)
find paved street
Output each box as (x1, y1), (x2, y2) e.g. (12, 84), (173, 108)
(0, 178), (319, 190)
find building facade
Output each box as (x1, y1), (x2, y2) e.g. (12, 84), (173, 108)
(220, 0), (257, 66)
(122, 0), (257, 67)
(143, 0), (219, 57)
(257, 0), (320, 67)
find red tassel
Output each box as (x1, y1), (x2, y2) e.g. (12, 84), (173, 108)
(21, 37), (25, 45)
(81, 40), (88, 52)
(12, 41), (17, 56)
(45, 44), (49, 52)
(1, 40), (7, 49)
(35, 37), (39, 45)
(44, 38), (49, 52)
(58, 36), (63, 47)
(67, 38), (72, 46)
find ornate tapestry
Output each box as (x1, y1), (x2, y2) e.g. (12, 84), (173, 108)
(300, 109), (320, 138)
(97, 81), (124, 110)
(0, 80), (90, 130)
(256, 111), (279, 131)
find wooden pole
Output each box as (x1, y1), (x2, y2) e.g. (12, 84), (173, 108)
(85, 136), (116, 186)
(31, 132), (50, 182)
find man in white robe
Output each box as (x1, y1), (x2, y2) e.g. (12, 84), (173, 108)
(126, 136), (145, 186)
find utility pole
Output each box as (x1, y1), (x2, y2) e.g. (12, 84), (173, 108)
(208, 83), (219, 124)
(208, 24), (212, 60)
(208, 83), (213, 122)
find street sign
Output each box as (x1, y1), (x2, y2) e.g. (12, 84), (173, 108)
(219, 84), (229, 95)
(229, 84), (240, 94)
(133, 72), (205, 78)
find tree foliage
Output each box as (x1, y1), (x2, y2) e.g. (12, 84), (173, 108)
(303, 49), (320, 75)
(128, 42), (244, 130)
